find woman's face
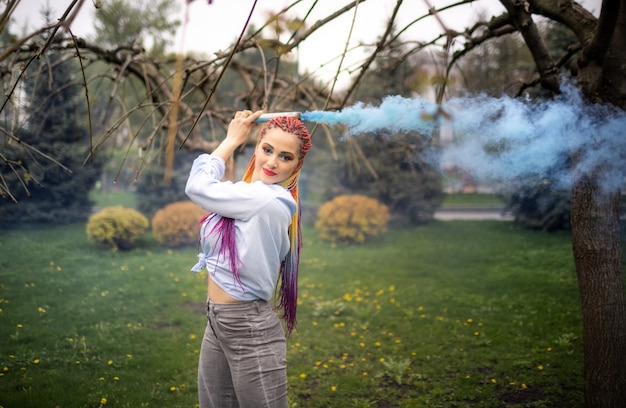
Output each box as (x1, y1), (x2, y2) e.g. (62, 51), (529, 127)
(251, 128), (301, 185)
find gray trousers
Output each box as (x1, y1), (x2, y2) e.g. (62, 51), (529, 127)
(198, 300), (288, 408)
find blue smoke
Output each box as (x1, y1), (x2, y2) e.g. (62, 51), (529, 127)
(301, 85), (626, 193)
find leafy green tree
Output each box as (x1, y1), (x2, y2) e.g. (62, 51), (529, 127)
(0, 45), (103, 226)
(93, 0), (180, 55)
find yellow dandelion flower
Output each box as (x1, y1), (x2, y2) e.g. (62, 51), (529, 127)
(522, 383), (528, 389)
(38, 307), (46, 313)
(114, 376), (119, 381)
(491, 378), (497, 384)
(299, 373), (307, 379)
(474, 331), (480, 336)
(107, 360), (113, 366)
(467, 318), (473, 323)
(359, 342), (365, 348)
(379, 357), (385, 363)
(33, 359), (40, 364)
(101, 397), (107, 405)
(170, 386), (177, 391)
(375, 342), (381, 347)
(537, 365), (544, 371)
(331, 386), (337, 392)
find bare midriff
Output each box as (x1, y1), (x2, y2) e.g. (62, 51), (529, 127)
(208, 277), (241, 303)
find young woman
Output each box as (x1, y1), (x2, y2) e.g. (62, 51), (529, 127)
(185, 109), (313, 408)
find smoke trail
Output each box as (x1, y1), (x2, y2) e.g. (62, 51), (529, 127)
(301, 85), (626, 193)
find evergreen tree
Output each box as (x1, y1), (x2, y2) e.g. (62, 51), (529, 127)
(331, 131), (444, 225)
(0, 47), (103, 226)
(135, 148), (197, 218)
(322, 33), (445, 225)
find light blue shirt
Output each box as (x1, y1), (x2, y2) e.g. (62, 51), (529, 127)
(185, 154), (297, 301)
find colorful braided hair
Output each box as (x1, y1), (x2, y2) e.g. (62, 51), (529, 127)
(204, 116), (312, 335)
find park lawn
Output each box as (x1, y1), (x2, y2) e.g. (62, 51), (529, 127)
(0, 220), (584, 407)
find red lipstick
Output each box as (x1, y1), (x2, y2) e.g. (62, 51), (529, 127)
(263, 168), (277, 176)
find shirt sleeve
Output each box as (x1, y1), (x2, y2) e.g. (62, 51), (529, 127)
(185, 153), (296, 221)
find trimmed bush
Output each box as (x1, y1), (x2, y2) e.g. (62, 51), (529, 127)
(315, 194), (390, 244)
(86, 206), (149, 250)
(151, 201), (206, 247)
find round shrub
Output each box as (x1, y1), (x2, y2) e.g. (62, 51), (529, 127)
(151, 201), (206, 247)
(315, 194), (390, 244)
(86, 206), (149, 250)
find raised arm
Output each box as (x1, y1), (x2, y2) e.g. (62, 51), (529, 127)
(211, 110), (264, 162)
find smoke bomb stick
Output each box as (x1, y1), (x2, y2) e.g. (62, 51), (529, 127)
(253, 112), (301, 123)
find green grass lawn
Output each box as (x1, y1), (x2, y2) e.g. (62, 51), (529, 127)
(0, 220), (584, 407)
(442, 192), (504, 207)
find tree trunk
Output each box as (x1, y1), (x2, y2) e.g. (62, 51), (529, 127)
(571, 176), (626, 407)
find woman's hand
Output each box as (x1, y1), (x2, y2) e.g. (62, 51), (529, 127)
(212, 110), (263, 162)
(225, 110), (264, 146)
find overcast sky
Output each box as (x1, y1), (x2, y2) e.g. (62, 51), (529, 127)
(13, 0), (602, 87)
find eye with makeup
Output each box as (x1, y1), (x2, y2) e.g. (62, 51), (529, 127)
(261, 144), (295, 162)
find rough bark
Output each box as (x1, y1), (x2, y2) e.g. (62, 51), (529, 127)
(571, 176), (626, 407)
(572, 1), (626, 406)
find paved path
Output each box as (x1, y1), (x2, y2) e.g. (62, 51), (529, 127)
(434, 206), (513, 221)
